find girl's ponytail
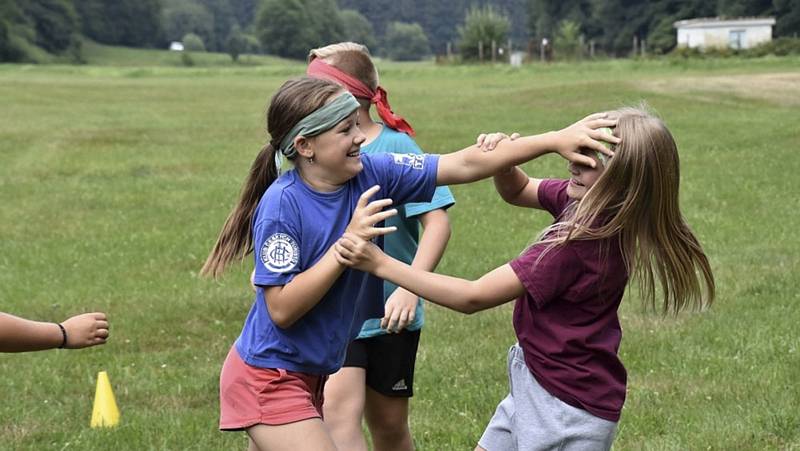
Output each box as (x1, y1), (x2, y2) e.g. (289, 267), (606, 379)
(200, 143), (279, 278)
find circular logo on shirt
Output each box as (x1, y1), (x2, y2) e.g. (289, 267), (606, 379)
(260, 233), (299, 273)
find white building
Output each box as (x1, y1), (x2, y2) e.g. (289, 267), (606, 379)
(674, 17), (775, 50)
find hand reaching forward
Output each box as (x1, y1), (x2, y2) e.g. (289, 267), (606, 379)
(346, 185), (398, 241)
(552, 113), (620, 168)
(61, 312), (109, 349)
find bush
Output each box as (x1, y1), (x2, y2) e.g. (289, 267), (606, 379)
(226, 25), (245, 61)
(256, 0), (344, 60)
(383, 22), (430, 61)
(554, 20), (581, 60)
(339, 9), (377, 52)
(670, 37), (800, 59)
(182, 32), (205, 52)
(457, 5), (510, 61)
(748, 37), (800, 57)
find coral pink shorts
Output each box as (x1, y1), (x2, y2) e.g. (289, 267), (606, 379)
(219, 346), (327, 430)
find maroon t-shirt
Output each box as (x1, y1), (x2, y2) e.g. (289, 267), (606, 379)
(509, 179), (628, 422)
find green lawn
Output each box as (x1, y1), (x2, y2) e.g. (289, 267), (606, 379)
(1, 52), (798, 450)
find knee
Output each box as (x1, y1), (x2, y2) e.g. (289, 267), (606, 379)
(367, 413), (409, 440)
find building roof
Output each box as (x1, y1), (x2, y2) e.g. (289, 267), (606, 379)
(673, 17), (776, 29)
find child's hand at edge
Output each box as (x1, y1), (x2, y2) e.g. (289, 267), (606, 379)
(61, 312), (109, 349)
(345, 185), (398, 241)
(381, 288), (417, 333)
(552, 113), (620, 168)
(334, 232), (385, 273)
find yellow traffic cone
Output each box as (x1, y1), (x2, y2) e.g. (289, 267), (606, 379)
(90, 371), (120, 428)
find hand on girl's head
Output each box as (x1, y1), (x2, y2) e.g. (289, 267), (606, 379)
(555, 114), (621, 168)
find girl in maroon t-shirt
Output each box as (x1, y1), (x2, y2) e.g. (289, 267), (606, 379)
(334, 106), (715, 450)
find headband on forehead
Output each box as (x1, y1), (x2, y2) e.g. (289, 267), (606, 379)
(278, 92), (360, 159)
(307, 58), (415, 137)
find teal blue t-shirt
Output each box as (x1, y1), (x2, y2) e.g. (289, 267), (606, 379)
(357, 126), (455, 338)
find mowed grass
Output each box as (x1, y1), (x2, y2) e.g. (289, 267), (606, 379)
(1, 53), (799, 450)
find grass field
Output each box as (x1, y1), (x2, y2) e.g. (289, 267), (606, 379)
(1, 47), (799, 450)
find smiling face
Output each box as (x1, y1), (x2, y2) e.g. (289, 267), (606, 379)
(305, 110), (367, 186)
(566, 149), (606, 200)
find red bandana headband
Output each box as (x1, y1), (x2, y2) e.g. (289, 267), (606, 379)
(307, 58), (415, 137)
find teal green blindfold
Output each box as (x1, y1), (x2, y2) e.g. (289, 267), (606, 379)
(278, 92), (360, 158)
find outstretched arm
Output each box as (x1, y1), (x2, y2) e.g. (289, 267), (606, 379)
(335, 234), (525, 314)
(0, 312), (109, 352)
(381, 208), (452, 331)
(436, 113), (618, 186)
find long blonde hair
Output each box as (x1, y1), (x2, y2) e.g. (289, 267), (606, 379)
(536, 106), (715, 313)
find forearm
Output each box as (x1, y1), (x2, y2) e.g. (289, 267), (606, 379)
(0, 313), (62, 352)
(372, 258), (476, 313)
(266, 246), (346, 328)
(372, 257), (521, 314)
(493, 166), (530, 202)
(411, 211), (451, 272)
(437, 133), (557, 186)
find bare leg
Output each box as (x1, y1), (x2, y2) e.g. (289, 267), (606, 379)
(246, 419), (336, 451)
(323, 366), (368, 451)
(247, 437), (261, 451)
(364, 387), (413, 451)
(474, 446), (488, 451)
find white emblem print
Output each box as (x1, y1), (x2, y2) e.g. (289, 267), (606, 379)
(260, 233), (299, 273)
(390, 153), (425, 170)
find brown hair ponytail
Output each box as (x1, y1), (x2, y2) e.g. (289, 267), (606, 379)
(200, 143), (279, 278)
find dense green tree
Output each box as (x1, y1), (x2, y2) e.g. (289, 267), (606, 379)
(230, 0), (259, 29)
(554, 19), (582, 58)
(457, 5), (511, 60)
(19, 0), (79, 54)
(163, 1), (214, 46)
(383, 21), (430, 60)
(226, 24), (245, 61)
(718, 0), (774, 17)
(774, 0), (800, 37)
(74, 0), (163, 47)
(256, 0), (344, 59)
(196, 0), (235, 51)
(340, 9), (377, 51)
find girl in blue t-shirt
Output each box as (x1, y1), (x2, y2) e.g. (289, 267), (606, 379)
(201, 76), (617, 451)
(334, 107), (715, 451)
(306, 42), (455, 451)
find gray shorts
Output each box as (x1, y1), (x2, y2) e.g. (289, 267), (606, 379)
(478, 344), (617, 451)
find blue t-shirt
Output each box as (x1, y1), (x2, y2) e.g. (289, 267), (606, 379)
(235, 152), (439, 375)
(357, 126), (455, 338)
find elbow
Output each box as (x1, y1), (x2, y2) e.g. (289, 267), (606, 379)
(460, 300), (483, 315)
(459, 284), (487, 314)
(266, 305), (297, 329)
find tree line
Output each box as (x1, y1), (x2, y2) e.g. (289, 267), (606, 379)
(1, 0), (798, 63)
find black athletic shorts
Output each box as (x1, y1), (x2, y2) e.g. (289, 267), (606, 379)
(342, 329), (421, 397)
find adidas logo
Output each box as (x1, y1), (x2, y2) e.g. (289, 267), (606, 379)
(392, 379), (408, 391)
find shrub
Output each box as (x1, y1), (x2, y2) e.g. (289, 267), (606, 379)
(383, 22), (430, 61)
(182, 32), (205, 52)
